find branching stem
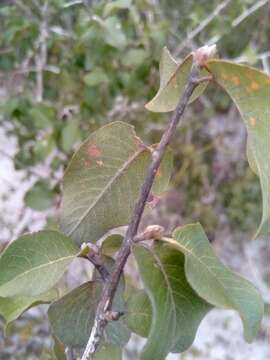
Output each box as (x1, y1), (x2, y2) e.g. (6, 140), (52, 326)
(81, 57), (205, 360)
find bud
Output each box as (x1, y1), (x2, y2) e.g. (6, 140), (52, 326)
(143, 225), (165, 240)
(193, 45), (217, 67)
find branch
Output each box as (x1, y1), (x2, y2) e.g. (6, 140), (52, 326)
(81, 48), (211, 360)
(82, 244), (110, 282)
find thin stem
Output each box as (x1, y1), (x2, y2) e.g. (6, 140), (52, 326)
(81, 58), (204, 360)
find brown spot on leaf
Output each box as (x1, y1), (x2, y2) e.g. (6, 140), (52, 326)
(231, 76), (240, 85)
(87, 146), (101, 157)
(221, 73), (228, 80)
(84, 160), (91, 167)
(249, 117), (256, 127)
(247, 81), (259, 92)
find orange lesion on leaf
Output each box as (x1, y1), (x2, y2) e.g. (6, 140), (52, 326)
(249, 117), (256, 127)
(87, 146), (101, 157)
(231, 76), (240, 85)
(246, 81), (260, 92)
(84, 160), (91, 167)
(221, 73), (228, 81)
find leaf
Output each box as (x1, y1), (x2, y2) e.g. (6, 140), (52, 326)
(145, 47), (208, 112)
(60, 119), (81, 153)
(24, 181), (55, 210)
(0, 288), (58, 326)
(165, 223), (264, 342)
(126, 289), (152, 338)
(53, 336), (66, 360)
(48, 281), (130, 348)
(95, 344), (122, 360)
(122, 49), (148, 68)
(60, 121), (172, 245)
(103, 17), (127, 49)
(0, 231), (79, 297)
(207, 60), (270, 238)
(84, 67), (109, 87)
(133, 244), (211, 360)
(103, 0), (131, 17)
(101, 234), (123, 256)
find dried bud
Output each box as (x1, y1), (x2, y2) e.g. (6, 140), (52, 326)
(193, 45), (217, 67)
(143, 225), (165, 241)
(104, 311), (124, 321)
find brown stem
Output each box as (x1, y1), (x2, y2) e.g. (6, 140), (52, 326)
(81, 58), (205, 360)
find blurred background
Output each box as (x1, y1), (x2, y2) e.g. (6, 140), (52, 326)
(1, 0), (270, 359)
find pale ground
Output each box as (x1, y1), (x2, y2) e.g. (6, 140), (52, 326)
(1, 125), (270, 359)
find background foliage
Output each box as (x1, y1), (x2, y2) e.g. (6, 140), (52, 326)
(1, 0), (270, 359)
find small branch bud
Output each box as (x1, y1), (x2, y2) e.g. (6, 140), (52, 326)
(134, 225), (165, 242)
(193, 45), (217, 68)
(104, 311), (124, 321)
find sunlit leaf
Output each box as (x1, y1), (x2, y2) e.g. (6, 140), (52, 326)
(145, 47), (208, 112)
(207, 60), (270, 237)
(0, 231), (79, 297)
(60, 121), (172, 245)
(133, 243), (211, 360)
(164, 223), (264, 342)
(0, 288), (58, 327)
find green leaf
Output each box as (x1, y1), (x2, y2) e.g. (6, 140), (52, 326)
(60, 119), (81, 153)
(207, 60), (270, 238)
(0, 231), (79, 297)
(165, 223), (264, 342)
(122, 49), (148, 68)
(133, 244), (211, 360)
(52, 336), (66, 360)
(48, 281), (130, 348)
(60, 121), (172, 245)
(24, 181), (55, 210)
(101, 234), (123, 256)
(103, 17), (127, 49)
(0, 288), (58, 326)
(103, 0), (131, 17)
(84, 67), (109, 87)
(95, 344), (122, 360)
(126, 289), (152, 338)
(145, 48), (208, 112)
(29, 104), (55, 129)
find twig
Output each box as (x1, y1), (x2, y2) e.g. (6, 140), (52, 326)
(82, 244), (110, 282)
(81, 48), (210, 360)
(232, 0), (269, 28)
(174, 0), (231, 56)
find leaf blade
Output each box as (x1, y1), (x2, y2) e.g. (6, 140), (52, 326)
(168, 223), (264, 342)
(207, 59), (270, 237)
(60, 121), (172, 244)
(133, 244), (211, 360)
(0, 231), (79, 297)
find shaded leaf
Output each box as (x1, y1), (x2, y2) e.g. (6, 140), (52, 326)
(0, 231), (79, 297)
(103, 0), (131, 17)
(95, 344), (122, 360)
(24, 181), (54, 210)
(84, 67), (109, 87)
(133, 244), (211, 360)
(207, 60), (270, 238)
(165, 223), (264, 342)
(126, 289), (152, 338)
(48, 281), (130, 348)
(60, 121), (172, 244)
(145, 47), (208, 112)
(61, 119), (81, 153)
(103, 17), (127, 49)
(101, 234), (123, 256)
(0, 288), (58, 326)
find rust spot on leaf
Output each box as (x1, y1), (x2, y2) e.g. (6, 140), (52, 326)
(249, 117), (256, 127)
(231, 76), (240, 85)
(84, 160), (91, 167)
(87, 146), (101, 157)
(221, 73), (228, 80)
(247, 82), (259, 92)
